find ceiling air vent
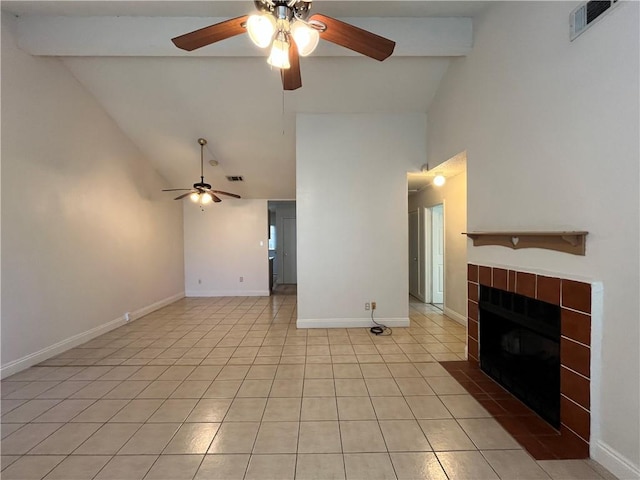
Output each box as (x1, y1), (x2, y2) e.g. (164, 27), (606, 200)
(570, 0), (619, 40)
(226, 175), (244, 182)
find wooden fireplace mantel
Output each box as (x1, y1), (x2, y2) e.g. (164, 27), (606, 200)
(462, 231), (588, 256)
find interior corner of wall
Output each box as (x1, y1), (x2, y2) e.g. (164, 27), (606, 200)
(444, 307), (467, 326)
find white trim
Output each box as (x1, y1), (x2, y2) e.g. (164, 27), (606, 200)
(0, 291), (185, 379)
(297, 317), (410, 329)
(589, 282), (605, 464)
(130, 291), (185, 321)
(444, 307), (467, 326)
(592, 440), (640, 480)
(1, 317), (124, 379)
(423, 206), (433, 304)
(186, 290), (270, 297)
(410, 293), (426, 303)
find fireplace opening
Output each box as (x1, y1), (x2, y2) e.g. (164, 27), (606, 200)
(479, 285), (561, 428)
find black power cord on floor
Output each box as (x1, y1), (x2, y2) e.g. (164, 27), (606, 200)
(369, 308), (392, 336)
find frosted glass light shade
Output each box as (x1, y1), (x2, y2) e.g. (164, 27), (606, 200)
(433, 175), (446, 187)
(247, 14), (276, 48)
(267, 36), (290, 69)
(190, 192), (200, 202)
(201, 192), (213, 204)
(291, 21), (319, 56)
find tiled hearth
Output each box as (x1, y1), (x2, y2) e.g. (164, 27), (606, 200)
(462, 264), (592, 460)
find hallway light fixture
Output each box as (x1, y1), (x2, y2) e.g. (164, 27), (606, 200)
(433, 174), (446, 187)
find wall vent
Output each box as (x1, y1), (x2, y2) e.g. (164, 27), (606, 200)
(570, 0), (619, 40)
(226, 175), (244, 182)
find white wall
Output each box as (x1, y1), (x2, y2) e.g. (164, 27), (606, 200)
(408, 169), (467, 323)
(296, 114), (426, 328)
(1, 15), (185, 377)
(183, 199), (269, 296)
(426, 2), (639, 477)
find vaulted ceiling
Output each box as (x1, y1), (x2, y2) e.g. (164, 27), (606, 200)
(3, 1), (489, 198)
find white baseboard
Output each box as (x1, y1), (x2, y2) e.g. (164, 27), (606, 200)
(186, 290), (270, 297)
(0, 291), (185, 379)
(297, 317), (410, 329)
(130, 292), (185, 321)
(1, 317), (127, 379)
(592, 440), (640, 480)
(444, 307), (467, 326)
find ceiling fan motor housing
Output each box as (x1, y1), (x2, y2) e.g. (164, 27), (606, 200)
(193, 182), (212, 190)
(255, 0), (313, 20)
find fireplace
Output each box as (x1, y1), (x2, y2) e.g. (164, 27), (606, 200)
(479, 285), (561, 427)
(467, 264), (593, 459)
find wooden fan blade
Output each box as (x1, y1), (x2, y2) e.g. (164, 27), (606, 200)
(310, 13), (395, 61)
(172, 16), (248, 51)
(281, 39), (302, 91)
(162, 188), (191, 192)
(211, 190), (242, 199)
(203, 189), (223, 203)
(174, 191), (195, 200)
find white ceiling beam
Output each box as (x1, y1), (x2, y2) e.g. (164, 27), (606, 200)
(14, 16), (473, 57)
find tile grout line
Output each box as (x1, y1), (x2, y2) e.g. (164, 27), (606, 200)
(3, 295), (607, 480)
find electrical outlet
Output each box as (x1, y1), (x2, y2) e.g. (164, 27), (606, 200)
(239, 276), (244, 283)
(371, 302), (377, 310)
(365, 303), (370, 311)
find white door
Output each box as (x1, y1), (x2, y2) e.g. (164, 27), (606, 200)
(408, 210), (420, 298)
(431, 204), (444, 304)
(282, 217), (297, 284)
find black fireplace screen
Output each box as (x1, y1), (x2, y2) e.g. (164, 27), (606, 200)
(479, 285), (561, 428)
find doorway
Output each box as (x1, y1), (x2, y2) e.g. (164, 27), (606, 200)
(282, 217), (297, 284)
(425, 203), (444, 309)
(408, 210), (421, 299)
(267, 200), (297, 288)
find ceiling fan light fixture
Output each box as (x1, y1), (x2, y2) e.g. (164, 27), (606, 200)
(246, 14), (276, 48)
(172, 2), (396, 90)
(267, 33), (290, 69)
(291, 21), (319, 56)
(162, 138), (240, 203)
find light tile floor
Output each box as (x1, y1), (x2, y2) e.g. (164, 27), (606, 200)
(1, 294), (616, 479)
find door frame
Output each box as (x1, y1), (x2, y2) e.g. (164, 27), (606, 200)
(423, 202), (445, 307)
(408, 209), (422, 300)
(282, 216), (297, 284)
(430, 203), (445, 305)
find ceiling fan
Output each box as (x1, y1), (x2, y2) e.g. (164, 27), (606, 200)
(162, 138), (241, 205)
(171, 0), (396, 90)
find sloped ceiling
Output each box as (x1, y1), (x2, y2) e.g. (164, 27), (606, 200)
(3, 1), (490, 198)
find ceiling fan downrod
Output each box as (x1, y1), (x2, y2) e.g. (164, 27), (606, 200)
(195, 138), (212, 190)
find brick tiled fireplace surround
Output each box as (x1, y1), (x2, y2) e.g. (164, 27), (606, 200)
(449, 264), (593, 460)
